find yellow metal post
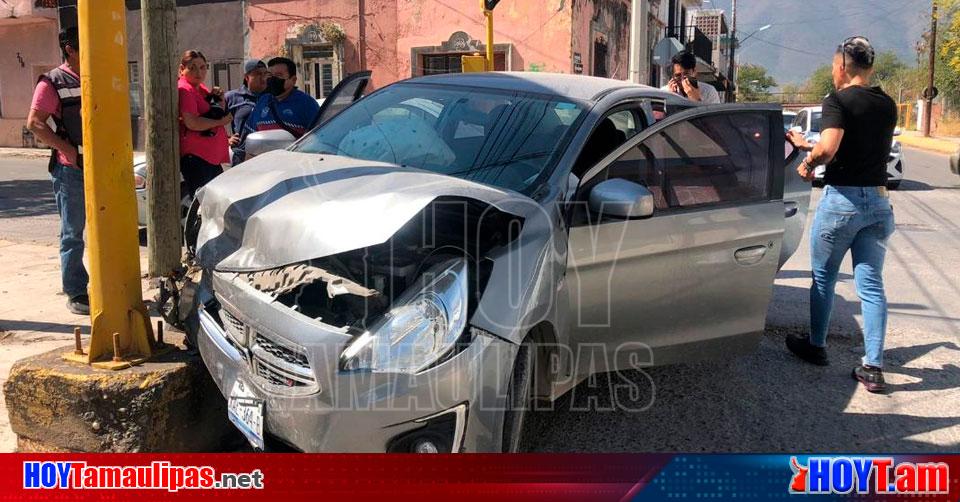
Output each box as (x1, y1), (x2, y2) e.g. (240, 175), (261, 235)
(64, 0), (155, 369)
(462, 54), (487, 73)
(483, 1), (494, 71)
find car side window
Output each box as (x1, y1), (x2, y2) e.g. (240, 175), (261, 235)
(587, 112), (772, 212)
(607, 110), (640, 139)
(571, 107), (642, 179)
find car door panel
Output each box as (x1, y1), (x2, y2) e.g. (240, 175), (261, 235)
(564, 104), (787, 375)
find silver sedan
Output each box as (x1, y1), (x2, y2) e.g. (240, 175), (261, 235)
(192, 72), (810, 452)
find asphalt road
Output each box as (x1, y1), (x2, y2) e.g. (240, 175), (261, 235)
(1, 149), (958, 452)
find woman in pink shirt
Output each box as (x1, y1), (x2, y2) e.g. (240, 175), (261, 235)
(178, 50), (232, 197)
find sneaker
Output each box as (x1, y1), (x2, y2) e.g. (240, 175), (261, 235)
(852, 365), (887, 393)
(785, 334), (829, 366)
(66, 294), (90, 315)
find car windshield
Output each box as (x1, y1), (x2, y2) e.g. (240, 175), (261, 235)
(292, 83), (585, 193)
(811, 111), (822, 133)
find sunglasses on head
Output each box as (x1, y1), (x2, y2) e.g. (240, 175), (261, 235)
(839, 36), (874, 70)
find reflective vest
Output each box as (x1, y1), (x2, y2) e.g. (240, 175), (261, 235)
(38, 66), (83, 169)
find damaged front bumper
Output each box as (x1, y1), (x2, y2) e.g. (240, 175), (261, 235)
(197, 271), (517, 452)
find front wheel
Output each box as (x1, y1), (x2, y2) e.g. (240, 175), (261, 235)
(501, 340), (536, 452)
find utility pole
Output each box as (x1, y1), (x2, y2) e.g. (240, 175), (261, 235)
(923, 0), (937, 138)
(628, 0), (649, 84)
(726, 0), (737, 102)
(67, 0), (155, 367)
(142, 0), (182, 278)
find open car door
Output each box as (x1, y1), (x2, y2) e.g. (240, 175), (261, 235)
(310, 70), (372, 129)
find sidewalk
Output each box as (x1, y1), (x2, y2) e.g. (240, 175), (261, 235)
(0, 147), (52, 160)
(897, 131), (960, 154)
(0, 239), (177, 452)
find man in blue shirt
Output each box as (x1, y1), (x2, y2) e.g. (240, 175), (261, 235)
(245, 57), (320, 141)
(225, 59), (268, 165)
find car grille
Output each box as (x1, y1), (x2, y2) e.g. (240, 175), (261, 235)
(220, 309), (247, 345)
(217, 305), (319, 395)
(254, 334), (309, 368)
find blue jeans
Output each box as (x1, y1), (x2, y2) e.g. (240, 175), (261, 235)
(51, 162), (89, 298)
(809, 185), (895, 368)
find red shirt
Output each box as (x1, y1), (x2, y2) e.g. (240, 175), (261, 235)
(178, 76), (229, 166)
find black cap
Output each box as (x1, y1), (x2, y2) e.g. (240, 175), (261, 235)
(59, 26), (79, 52)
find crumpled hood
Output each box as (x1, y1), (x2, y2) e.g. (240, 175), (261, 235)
(196, 150), (534, 271)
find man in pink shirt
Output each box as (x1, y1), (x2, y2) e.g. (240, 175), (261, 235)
(26, 27), (89, 315)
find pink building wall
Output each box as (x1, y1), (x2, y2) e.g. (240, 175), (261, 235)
(571, 0), (631, 80)
(394, 0), (574, 78)
(0, 18), (61, 147)
(246, 0), (628, 92)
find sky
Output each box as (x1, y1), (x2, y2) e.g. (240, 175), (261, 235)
(697, 0), (932, 84)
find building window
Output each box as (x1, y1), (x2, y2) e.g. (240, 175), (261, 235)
(212, 61), (243, 91)
(128, 61), (142, 117)
(593, 38), (608, 78)
(300, 44), (339, 99)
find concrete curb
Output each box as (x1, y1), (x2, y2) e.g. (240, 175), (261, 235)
(898, 134), (960, 155)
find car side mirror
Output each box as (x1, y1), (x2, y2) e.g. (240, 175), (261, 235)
(893, 127), (902, 137)
(244, 129), (296, 158)
(588, 178), (655, 219)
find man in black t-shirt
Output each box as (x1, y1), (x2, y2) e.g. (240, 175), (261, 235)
(785, 37), (897, 393)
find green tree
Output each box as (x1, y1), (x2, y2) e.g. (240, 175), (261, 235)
(803, 64), (834, 100)
(778, 83), (805, 104)
(937, 0), (960, 108)
(737, 64), (777, 102)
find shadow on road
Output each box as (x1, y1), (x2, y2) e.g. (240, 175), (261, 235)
(0, 319), (86, 335)
(0, 180), (56, 219)
(520, 284), (960, 452)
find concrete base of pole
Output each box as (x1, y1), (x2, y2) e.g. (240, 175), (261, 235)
(3, 346), (243, 452)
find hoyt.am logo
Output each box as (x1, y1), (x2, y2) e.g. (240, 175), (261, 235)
(789, 457), (949, 495)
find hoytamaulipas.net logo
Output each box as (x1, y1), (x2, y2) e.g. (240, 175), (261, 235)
(23, 461), (264, 492)
(789, 456), (949, 495)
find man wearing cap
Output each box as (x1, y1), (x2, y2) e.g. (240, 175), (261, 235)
(225, 59), (268, 165)
(785, 37), (898, 393)
(26, 27), (89, 315)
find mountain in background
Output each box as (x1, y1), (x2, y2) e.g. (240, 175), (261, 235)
(703, 0), (929, 85)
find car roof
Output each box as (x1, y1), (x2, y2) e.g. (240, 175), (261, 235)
(406, 71), (672, 102)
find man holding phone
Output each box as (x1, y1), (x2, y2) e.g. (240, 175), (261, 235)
(784, 36), (897, 394)
(662, 51), (721, 104)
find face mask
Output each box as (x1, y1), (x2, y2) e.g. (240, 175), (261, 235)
(266, 76), (286, 96)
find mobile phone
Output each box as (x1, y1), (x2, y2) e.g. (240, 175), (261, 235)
(685, 76), (699, 89)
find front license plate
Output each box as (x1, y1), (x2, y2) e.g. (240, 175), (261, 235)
(227, 379), (264, 450)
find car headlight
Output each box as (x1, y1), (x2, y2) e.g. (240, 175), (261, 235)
(134, 174), (146, 190)
(890, 141), (901, 154)
(341, 258), (469, 374)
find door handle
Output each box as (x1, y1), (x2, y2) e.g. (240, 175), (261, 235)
(735, 245), (768, 266)
(785, 201), (798, 218)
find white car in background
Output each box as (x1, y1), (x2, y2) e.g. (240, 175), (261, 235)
(134, 155), (194, 227)
(790, 106), (904, 189)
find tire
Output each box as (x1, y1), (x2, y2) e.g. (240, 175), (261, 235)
(886, 180), (901, 190)
(501, 340), (536, 453)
